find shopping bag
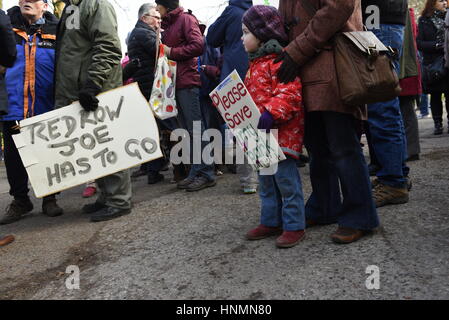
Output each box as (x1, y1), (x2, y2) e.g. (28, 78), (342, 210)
(150, 44), (178, 120)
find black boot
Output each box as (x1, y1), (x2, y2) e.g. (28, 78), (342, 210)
(42, 196), (64, 217)
(434, 119), (443, 135)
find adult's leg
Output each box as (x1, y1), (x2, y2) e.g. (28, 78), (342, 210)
(368, 24), (408, 189)
(321, 112), (379, 230)
(2, 121), (29, 200)
(304, 112), (342, 225)
(399, 96), (421, 159)
(176, 88), (215, 181)
(96, 170), (132, 209)
(419, 94), (429, 116)
(430, 93), (443, 134)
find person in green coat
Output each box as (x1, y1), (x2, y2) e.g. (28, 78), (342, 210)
(55, 0), (132, 222)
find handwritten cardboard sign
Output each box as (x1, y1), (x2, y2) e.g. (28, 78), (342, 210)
(210, 70), (285, 170)
(13, 83), (163, 198)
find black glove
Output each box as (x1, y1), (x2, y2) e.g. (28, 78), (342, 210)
(79, 79), (101, 112)
(274, 51), (301, 84)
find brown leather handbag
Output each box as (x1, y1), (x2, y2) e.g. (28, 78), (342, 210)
(301, 1), (402, 106)
(334, 31), (402, 106)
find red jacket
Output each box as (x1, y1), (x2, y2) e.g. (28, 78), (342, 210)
(245, 54), (304, 159)
(161, 7), (204, 90)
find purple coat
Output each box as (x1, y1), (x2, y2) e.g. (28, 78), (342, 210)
(161, 7), (204, 89)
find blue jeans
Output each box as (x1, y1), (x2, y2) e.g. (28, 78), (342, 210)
(419, 94), (429, 116)
(305, 112), (379, 231)
(176, 88), (215, 181)
(367, 24), (409, 189)
(258, 157), (305, 231)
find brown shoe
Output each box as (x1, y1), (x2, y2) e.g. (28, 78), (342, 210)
(276, 230), (305, 248)
(0, 235), (15, 247)
(246, 225), (282, 240)
(331, 227), (370, 244)
(372, 182), (409, 208)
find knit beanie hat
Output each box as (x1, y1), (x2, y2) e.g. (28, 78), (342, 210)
(155, 0), (179, 11)
(242, 5), (288, 45)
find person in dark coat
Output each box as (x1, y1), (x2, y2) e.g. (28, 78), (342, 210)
(0, 9), (17, 116)
(206, 0), (253, 81)
(125, 3), (170, 185)
(198, 23), (223, 135)
(0, 2), (64, 226)
(417, 0), (449, 135)
(207, 0), (257, 193)
(156, 0), (216, 192)
(125, 3), (160, 100)
(277, 0), (379, 244)
(0, 8), (16, 247)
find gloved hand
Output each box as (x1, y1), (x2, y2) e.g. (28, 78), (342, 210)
(275, 51), (300, 84)
(257, 111), (274, 133)
(79, 79), (101, 112)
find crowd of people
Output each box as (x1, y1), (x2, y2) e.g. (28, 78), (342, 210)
(0, 0), (448, 249)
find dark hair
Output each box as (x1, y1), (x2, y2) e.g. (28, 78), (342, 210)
(421, 0), (440, 17)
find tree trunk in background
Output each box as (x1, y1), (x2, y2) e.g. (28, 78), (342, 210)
(0, 0), (3, 10)
(52, 0), (65, 18)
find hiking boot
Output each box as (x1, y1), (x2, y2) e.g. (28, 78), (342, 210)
(246, 225), (282, 240)
(0, 198), (33, 225)
(331, 227), (371, 244)
(0, 235), (15, 247)
(90, 206), (132, 223)
(372, 178), (412, 192)
(82, 202), (107, 214)
(372, 182), (409, 208)
(147, 172), (164, 185)
(42, 197), (64, 217)
(176, 177), (195, 189)
(276, 230), (306, 248)
(185, 176), (216, 192)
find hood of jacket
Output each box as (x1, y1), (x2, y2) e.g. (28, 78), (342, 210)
(161, 7), (184, 28)
(229, 0), (253, 10)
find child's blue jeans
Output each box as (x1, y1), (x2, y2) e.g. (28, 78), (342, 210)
(258, 157), (305, 231)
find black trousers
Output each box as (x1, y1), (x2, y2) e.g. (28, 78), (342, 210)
(430, 92), (449, 123)
(2, 121), (29, 199)
(304, 112), (379, 230)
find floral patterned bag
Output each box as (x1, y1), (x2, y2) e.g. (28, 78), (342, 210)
(150, 44), (178, 120)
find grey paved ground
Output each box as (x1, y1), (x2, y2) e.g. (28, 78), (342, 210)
(0, 116), (448, 300)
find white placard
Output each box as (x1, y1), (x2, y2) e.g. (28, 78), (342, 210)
(210, 70), (286, 170)
(13, 83), (163, 198)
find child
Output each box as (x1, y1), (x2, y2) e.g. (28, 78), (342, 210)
(242, 5), (306, 248)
